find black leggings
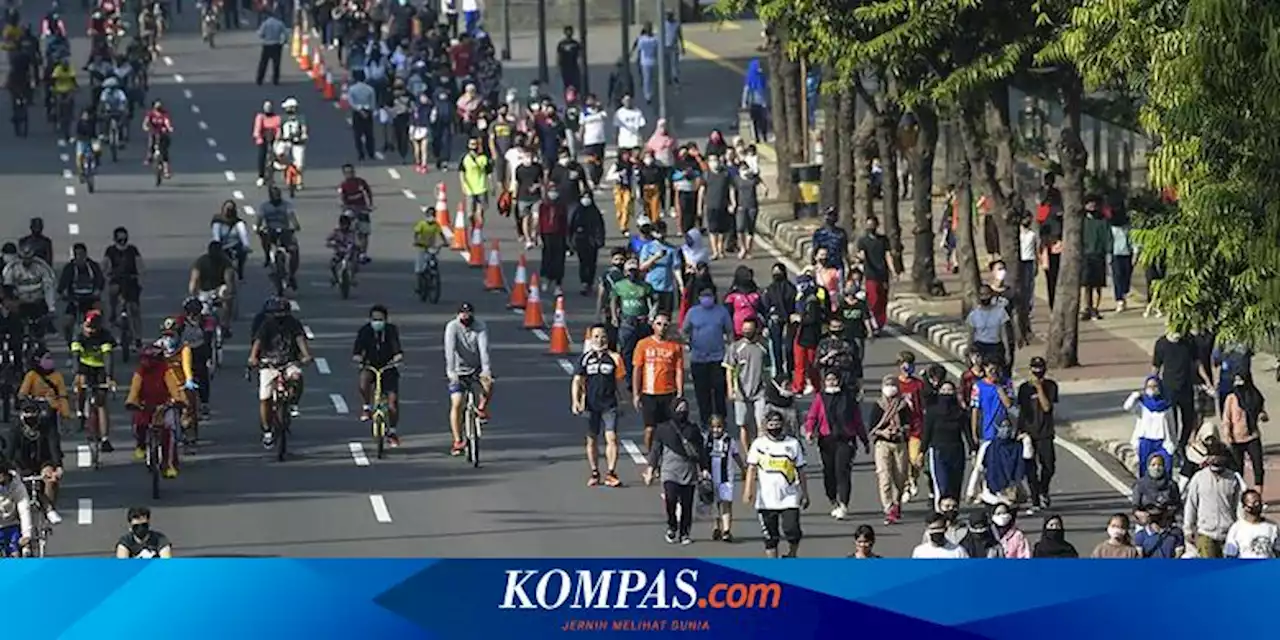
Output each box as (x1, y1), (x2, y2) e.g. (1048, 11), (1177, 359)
(1233, 439), (1265, 487)
(662, 481), (694, 536)
(818, 435), (854, 505)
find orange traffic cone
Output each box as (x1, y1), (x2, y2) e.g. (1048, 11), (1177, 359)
(507, 253), (529, 309)
(313, 58), (325, 87)
(548, 296), (571, 354)
(323, 71), (336, 100)
(450, 204), (468, 250)
(338, 78), (350, 110)
(523, 274), (545, 328)
(435, 184), (449, 225)
(467, 226), (485, 267)
(484, 241), (506, 291)
(291, 24), (302, 59)
(299, 36), (311, 71)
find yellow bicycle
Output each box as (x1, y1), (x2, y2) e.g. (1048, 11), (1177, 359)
(365, 364), (398, 459)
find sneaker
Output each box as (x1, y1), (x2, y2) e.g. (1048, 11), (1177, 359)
(1025, 504), (1039, 516)
(477, 406), (491, 422)
(664, 529), (678, 544)
(829, 505), (841, 518)
(1115, 299), (1126, 312)
(162, 466), (178, 479)
(603, 472), (622, 487)
(587, 470), (601, 487)
(256, 177), (265, 187)
(289, 404), (300, 418)
(45, 510), (62, 525)
(450, 440), (466, 456)
(262, 431), (275, 448)
(711, 529), (722, 541)
(387, 430), (401, 447)
(721, 532), (735, 543)
(680, 536), (692, 545)
(100, 438), (114, 453)
(132, 447), (146, 461)
(1041, 495), (1052, 509)
(833, 504), (848, 520)
(360, 406), (372, 421)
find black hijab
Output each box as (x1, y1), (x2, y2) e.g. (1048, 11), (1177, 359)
(1031, 515), (1079, 558)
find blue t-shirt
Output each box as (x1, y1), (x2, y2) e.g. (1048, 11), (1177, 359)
(682, 303), (732, 364)
(640, 239), (679, 293)
(1135, 527), (1183, 558)
(971, 378), (1009, 442)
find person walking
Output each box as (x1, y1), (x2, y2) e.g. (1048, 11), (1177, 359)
(870, 375), (912, 525)
(725, 317), (771, 454)
(1090, 513), (1142, 558)
(990, 502), (1031, 558)
(1225, 489), (1280, 558)
(346, 71), (377, 161)
(1183, 444), (1244, 558)
(1126, 375), (1177, 476)
(1017, 356), (1059, 510)
(959, 511), (1006, 558)
(556, 26), (583, 92)
(803, 370), (870, 521)
(538, 189), (570, 296)
(681, 287), (732, 424)
(1221, 371), (1268, 495)
(1031, 514), (1078, 558)
(744, 410), (809, 558)
(571, 324), (626, 489)
(1135, 504), (1185, 557)
(790, 273), (829, 395)
(631, 311), (683, 453)
(643, 398), (708, 545)
(849, 525), (880, 558)
(1080, 197), (1111, 319)
(569, 193), (606, 297)
(912, 512), (969, 558)
(610, 257), (653, 384)
(855, 215), (892, 332)
(1109, 211), (1135, 312)
(706, 416), (745, 542)
(762, 263), (797, 383)
(255, 11), (288, 86)
(632, 23), (659, 104)
(922, 379), (974, 512)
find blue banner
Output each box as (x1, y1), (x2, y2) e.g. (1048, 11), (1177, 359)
(6, 559), (1265, 638)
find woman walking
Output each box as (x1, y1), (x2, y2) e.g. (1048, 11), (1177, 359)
(869, 375), (912, 525)
(1125, 375), (1177, 477)
(644, 399), (710, 545)
(803, 371), (871, 521)
(1222, 371), (1268, 495)
(921, 379), (975, 511)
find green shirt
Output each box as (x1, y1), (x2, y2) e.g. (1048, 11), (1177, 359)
(611, 279), (653, 320)
(461, 152), (490, 196)
(1083, 216), (1111, 256)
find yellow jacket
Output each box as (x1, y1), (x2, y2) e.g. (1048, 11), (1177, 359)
(164, 344), (194, 384)
(125, 366), (186, 409)
(18, 370), (72, 419)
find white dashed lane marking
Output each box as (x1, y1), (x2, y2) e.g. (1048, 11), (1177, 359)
(387, 168), (400, 180)
(76, 444), (91, 468)
(216, 152), (227, 162)
(349, 442), (369, 467)
(315, 357), (330, 374)
(77, 498), (93, 525)
(199, 121), (208, 130)
(224, 170), (236, 182)
(232, 190), (245, 200)
(66, 203), (78, 214)
(163, 56), (174, 66)
(369, 495), (393, 522)
(330, 393), (349, 414)
(64, 185), (75, 196)
(183, 89), (193, 99)
(174, 74), (185, 83)
(206, 138), (217, 148)
(62, 169), (73, 180)
(68, 223), (79, 235)
(622, 439), (647, 465)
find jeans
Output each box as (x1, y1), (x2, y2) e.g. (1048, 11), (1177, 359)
(1025, 436), (1057, 502)
(617, 319), (652, 385)
(1112, 254), (1134, 302)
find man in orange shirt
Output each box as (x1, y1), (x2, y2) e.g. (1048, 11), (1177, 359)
(631, 311), (684, 452)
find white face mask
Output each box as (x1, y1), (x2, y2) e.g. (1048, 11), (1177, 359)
(823, 385), (840, 394)
(643, 158), (654, 166)
(1107, 526), (1126, 541)
(881, 386), (898, 398)
(991, 513), (1012, 527)
(993, 268), (1007, 282)
(559, 157), (570, 166)
(580, 197), (592, 207)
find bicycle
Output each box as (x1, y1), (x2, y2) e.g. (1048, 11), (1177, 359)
(334, 241), (358, 300)
(266, 235), (291, 297)
(104, 113), (122, 162)
(150, 135), (165, 186)
(131, 401), (181, 500)
(11, 92), (28, 137)
(457, 374), (484, 468)
(113, 288), (135, 362)
(249, 362), (298, 462)
(82, 140), (100, 194)
(17, 475), (52, 557)
(364, 363), (398, 460)
(416, 246), (441, 303)
(78, 380), (114, 470)
(54, 92), (73, 139)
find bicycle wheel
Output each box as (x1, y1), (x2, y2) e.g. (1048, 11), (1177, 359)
(110, 127), (119, 162)
(466, 393), (480, 468)
(372, 411), (385, 460)
(119, 321), (132, 363)
(427, 269), (441, 304)
(274, 402), (289, 462)
(148, 428), (161, 500)
(339, 261), (351, 299)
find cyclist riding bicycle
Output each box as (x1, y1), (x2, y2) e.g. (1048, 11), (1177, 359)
(211, 200), (252, 279)
(187, 241), (235, 333)
(2, 246), (57, 343)
(154, 317), (195, 392)
(124, 345), (185, 478)
(247, 297), (311, 449)
(72, 108), (98, 177)
(443, 302), (494, 456)
(280, 97), (308, 187)
(174, 297), (215, 417)
(115, 506), (172, 558)
(339, 164), (374, 261)
(256, 186), (301, 290)
(3, 397), (65, 525)
(0, 460), (33, 557)
(70, 310), (116, 452)
(412, 205), (445, 276)
(353, 304), (403, 445)
(97, 76), (128, 136)
(103, 226), (144, 350)
(17, 348), (72, 428)
(58, 242), (106, 349)
(324, 212), (360, 287)
(142, 99), (172, 177)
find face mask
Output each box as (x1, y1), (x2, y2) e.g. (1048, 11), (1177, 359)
(993, 269), (1007, 282)
(370, 320), (386, 332)
(38, 356), (54, 370)
(580, 196), (592, 207)
(1148, 465), (1165, 479)
(1031, 369), (1046, 378)
(1246, 504), (1264, 516)
(115, 238), (127, 246)
(1144, 388), (1158, 397)
(882, 386), (898, 398)
(559, 157), (570, 166)
(592, 337), (608, 350)
(1209, 465), (1224, 473)
(1167, 333), (1181, 342)
(773, 272), (786, 282)
(928, 531), (948, 546)
(548, 192), (560, 201)
(901, 364), (915, 376)
(1044, 528), (1064, 542)
(765, 425), (784, 439)
(699, 296), (715, 308)
(1235, 379), (1246, 388)
(979, 297), (992, 306)
(1107, 526), (1126, 541)
(643, 158), (654, 166)
(941, 509), (958, 522)
(709, 162), (721, 171)
(742, 329), (756, 340)
(459, 316), (474, 327)
(131, 522), (150, 538)
(823, 385), (840, 394)
(992, 513), (1012, 527)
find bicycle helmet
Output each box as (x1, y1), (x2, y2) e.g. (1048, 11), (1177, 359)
(18, 399), (43, 437)
(159, 316), (180, 335)
(182, 296), (201, 314)
(281, 97), (298, 110)
(263, 297), (288, 315)
(103, 76), (119, 88)
(84, 309), (103, 328)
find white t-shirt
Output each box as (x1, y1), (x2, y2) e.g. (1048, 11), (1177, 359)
(581, 109), (608, 146)
(504, 147), (528, 188)
(911, 542), (969, 558)
(614, 107), (646, 149)
(745, 436), (806, 510)
(967, 304), (1009, 344)
(1019, 227), (1039, 262)
(461, 0), (480, 11)
(1225, 519), (1280, 558)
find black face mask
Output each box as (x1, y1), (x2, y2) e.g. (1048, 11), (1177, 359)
(765, 425), (784, 439)
(941, 509), (958, 523)
(1246, 504), (1264, 516)
(928, 531), (948, 546)
(459, 316), (474, 327)
(772, 272), (786, 282)
(270, 197), (282, 206)
(131, 522), (150, 538)
(115, 238), (128, 246)
(1043, 528), (1065, 542)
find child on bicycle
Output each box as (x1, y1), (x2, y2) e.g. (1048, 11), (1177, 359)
(124, 345), (185, 478)
(16, 348), (72, 428)
(325, 212), (361, 287)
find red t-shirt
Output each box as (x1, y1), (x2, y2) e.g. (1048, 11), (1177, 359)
(339, 177), (372, 209)
(897, 375), (925, 438)
(449, 43), (473, 78)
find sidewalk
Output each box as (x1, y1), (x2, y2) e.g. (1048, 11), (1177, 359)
(681, 28), (1280, 497)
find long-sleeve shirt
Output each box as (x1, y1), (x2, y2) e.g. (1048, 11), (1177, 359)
(921, 402), (976, 454)
(0, 475), (33, 539)
(257, 17), (289, 46)
(17, 370), (71, 419)
(212, 220), (253, 250)
(803, 396), (868, 443)
(443, 318), (491, 378)
(646, 420), (709, 485)
(1124, 392), (1176, 452)
(613, 107), (646, 149)
(1183, 467), (1243, 541)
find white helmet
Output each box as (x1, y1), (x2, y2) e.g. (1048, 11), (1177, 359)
(103, 76), (119, 88)
(281, 97), (299, 110)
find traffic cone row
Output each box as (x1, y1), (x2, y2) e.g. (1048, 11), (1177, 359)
(508, 253), (529, 309)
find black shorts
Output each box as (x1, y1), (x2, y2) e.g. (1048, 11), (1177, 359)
(368, 367), (400, 395)
(585, 407), (618, 437)
(65, 295), (99, 317)
(1082, 255), (1107, 288)
(17, 301), (48, 324)
(707, 207), (732, 234)
(757, 508), (802, 549)
(110, 276), (142, 304)
(640, 393), (675, 427)
(77, 364), (107, 386)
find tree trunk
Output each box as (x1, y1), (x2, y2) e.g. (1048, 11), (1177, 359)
(781, 56), (805, 168)
(837, 85), (856, 229)
(955, 158), (983, 316)
(983, 86), (1024, 315)
(1046, 73), (1088, 368)
(819, 88), (840, 212)
(854, 111), (876, 222)
(764, 30), (792, 197)
(909, 105), (939, 295)
(874, 91), (904, 275)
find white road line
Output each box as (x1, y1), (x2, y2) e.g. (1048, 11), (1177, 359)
(369, 495), (393, 522)
(77, 498), (93, 525)
(402, 189), (416, 199)
(191, 104), (201, 114)
(62, 169), (73, 180)
(64, 185), (75, 196)
(303, 325), (315, 339)
(232, 190), (245, 200)
(163, 56), (174, 66)
(182, 89), (192, 99)
(223, 170), (236, 182)
(349, 442), (370, 466)
(198, 121), (208, 130)
(66, 203), (78, 214)
(174, 74), (185, 83)
(387, 168), (400, 180)
(243, 205), (256, 216)
(59, 153), (69, 163)
(76, 444), (91, 468)
(531, 328), (550, 341)
(67, 223), (79, 235)
(330, 393), (349, 414)
(622, 439), (647, 465)
(315, 357), (331, 374)
(215, 152), (227, 162)
(206, 138), (218, 147)
(557, 359), (574, 375)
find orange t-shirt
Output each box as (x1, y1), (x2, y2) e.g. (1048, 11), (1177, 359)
(632, 336), (683, 396)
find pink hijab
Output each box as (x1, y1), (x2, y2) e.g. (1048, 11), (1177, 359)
(645, 119), (677, 165)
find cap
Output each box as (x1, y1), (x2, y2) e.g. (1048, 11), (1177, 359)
(458, 302), (475, 313)
(1029, 356), (1047, 369)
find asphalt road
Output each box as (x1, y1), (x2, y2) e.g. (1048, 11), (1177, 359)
(0, 14), (1132, 559)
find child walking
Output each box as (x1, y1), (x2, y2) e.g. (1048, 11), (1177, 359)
(707, 415), (746, 542)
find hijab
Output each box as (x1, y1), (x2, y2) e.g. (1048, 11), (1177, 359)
(731, 265), (757, 295)
(820, 385), (853, 435)
(1139, 375), (1172, 413)
(1232, 372), (1265, 433)
(1032, 515), (1079, 558)
(744, 58), (766, 95)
